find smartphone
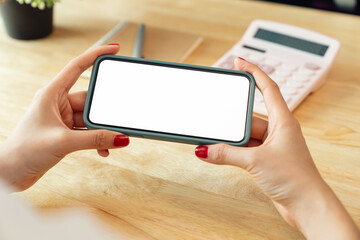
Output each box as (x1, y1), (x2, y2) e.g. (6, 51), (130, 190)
(83, 55), (255, 146)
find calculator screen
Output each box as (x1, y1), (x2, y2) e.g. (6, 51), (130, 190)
(254, 28), (329, 56)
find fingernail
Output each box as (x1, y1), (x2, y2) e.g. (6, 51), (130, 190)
(108, 43), (119, 46)
(237, 57), (246, 61)
(113, 135), (129, 147)
(195, 146), (208, 158)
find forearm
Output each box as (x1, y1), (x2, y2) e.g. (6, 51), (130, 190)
(0, 141), (15, 184)
(0, 141), (27, 190)
(294, 180), (360, 240)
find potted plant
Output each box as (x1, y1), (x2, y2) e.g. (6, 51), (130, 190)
(0, 0), (58, 40)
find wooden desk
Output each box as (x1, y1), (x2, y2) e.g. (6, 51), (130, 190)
(1, 0), (359, 239)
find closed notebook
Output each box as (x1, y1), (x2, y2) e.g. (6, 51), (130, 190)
(81, 22), (203, 79)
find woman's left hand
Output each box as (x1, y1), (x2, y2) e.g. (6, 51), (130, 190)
(0, 45), (130, 191)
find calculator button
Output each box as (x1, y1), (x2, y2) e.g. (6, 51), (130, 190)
(281, 63), (298, 71)
(286, 81), (304, 88)
(292, 75), (310, 82)
(276, 69), (293, 77)
(298, 67), (315, 76)
(264, 58), (282, 67)
(259, 64), (275, 75)
(281, 86), (298, 95)
(305, 62), (321, 71)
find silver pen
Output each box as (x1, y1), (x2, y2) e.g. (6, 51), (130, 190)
(132, 23), (145, 58)
(88, 21), (128, 50)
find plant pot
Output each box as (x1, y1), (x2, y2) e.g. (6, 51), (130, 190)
(0, 0), (53, 40)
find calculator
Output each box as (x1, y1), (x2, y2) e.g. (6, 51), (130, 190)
(213, 20), (340, 116)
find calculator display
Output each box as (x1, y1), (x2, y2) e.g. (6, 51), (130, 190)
(254, 28), (329, 56)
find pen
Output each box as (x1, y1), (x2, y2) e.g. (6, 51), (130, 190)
(133, 23), (145, 58)
(87, 21), (128, 50)
(81, 21), (128, 79)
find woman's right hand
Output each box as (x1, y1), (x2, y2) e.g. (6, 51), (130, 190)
(0, 45), (129, 192)
(195, 57), (360, 239)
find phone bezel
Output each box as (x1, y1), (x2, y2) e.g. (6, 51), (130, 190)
(84, 55), (255, 146)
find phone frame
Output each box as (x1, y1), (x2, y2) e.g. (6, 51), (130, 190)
(83, 55), (255, 146)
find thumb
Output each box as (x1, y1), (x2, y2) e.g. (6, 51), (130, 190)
(195, 143), (253, 170)
(62, 130), (129, 154)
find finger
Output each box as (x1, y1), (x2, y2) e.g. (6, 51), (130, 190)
(97, 149), (110, 157)
(234, 57), (292, 120)
(251, 116), (268, 141)
(73, 111), (85, 128)
(195, 144), (254, 170)
(61, 130), (129, 154)
(52, 44), (120, 92)
(68, 91), (87, 112)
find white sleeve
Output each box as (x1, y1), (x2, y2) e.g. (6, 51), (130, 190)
(0, 180), (122, 240)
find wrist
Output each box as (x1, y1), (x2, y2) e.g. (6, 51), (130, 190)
(292, 178), (360, 239)
(0, 140), (25, 190)
(0, 141), (12, 181)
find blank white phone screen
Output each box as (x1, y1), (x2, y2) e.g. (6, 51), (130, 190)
(89, 60), (251, 142)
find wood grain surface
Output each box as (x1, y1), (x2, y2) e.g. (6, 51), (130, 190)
(0, 0), (359, 239)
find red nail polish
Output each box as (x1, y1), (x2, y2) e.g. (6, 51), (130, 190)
(195, 146), (208, 158)
(113, 135), (129, 147)
(108, 43), (119, 46)
(237, 57), (246, 61)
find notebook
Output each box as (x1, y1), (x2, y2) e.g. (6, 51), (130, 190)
(81, 22), (203, 79)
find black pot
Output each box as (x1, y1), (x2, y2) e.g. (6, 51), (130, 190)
(0, 0), (53, 40)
